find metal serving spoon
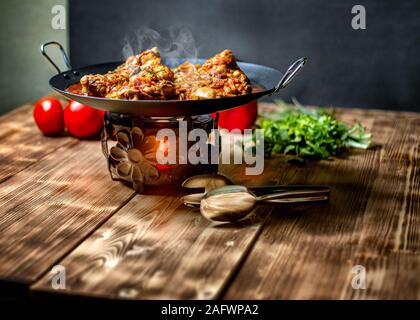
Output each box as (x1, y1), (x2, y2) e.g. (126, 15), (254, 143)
(182, 174), (233, 207)
(181, 174), (329, 207)
(200, 185), (330, 222)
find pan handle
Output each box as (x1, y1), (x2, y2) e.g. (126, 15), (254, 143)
(40, 41), (72, 74)
(273, 57), (307, 93)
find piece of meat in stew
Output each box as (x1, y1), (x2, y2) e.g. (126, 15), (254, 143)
(76, 48), (251, 101)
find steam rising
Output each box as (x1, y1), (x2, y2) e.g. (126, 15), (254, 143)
(122, 26), (199, 66)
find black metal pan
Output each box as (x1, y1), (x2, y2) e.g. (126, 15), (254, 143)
(41, 41), (306, 117)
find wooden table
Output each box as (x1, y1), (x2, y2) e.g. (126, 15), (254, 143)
(0, 99), (419, 300)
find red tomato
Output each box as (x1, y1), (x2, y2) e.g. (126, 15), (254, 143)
(64, 100), (104, 139)
(33, 97), (64, 136)
(213, 101), (258, 132)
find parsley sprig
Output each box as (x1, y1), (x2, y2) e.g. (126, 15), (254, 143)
(252, 99), (372, 161)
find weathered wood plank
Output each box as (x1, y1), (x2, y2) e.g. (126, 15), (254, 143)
(30, 163), (274, 299)
(338, 115), (420, 299)
(224, 108), (420, 299)
(352, 116), (420, 253)
(342, 252), (420, 299)
(2, 101), (418, 300)
(223, 151), (380, 299)
(0, 140), (136, 289)
(0, 98), (73, 183)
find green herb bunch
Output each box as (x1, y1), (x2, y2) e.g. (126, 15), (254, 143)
(252, 100), (372, 161)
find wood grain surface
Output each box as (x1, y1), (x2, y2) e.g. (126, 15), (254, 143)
(30, 148), (280, 299)
(0, 140), (136, 285)
(0, 101), (419, 299)
(0, 99), (73, 183)
(224, 107), (420, 299)
(30, 189), (272, 299)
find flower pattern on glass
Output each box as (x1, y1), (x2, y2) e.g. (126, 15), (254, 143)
(110, 127), (159, 192)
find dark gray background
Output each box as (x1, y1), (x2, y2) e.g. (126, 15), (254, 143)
(70, 0), (420, 111)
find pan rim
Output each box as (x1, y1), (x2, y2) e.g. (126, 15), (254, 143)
(49, 59), (280, 103)
(48, 58), (283, 115)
